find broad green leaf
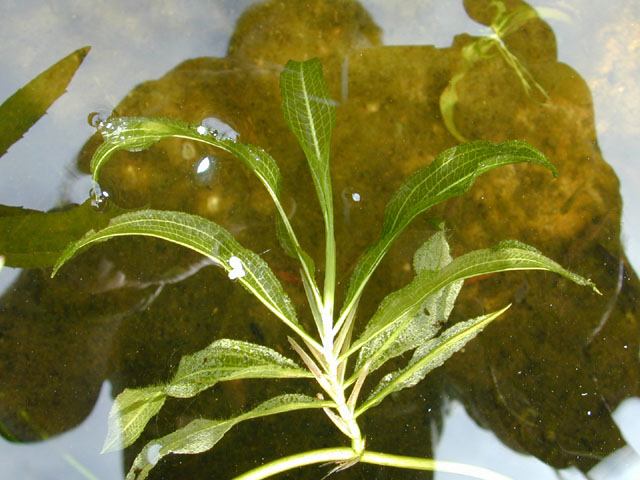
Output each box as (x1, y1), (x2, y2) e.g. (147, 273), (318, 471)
(126, 394), (333, 480)
(356, 307), (510, 416)
(164, 339), (312, 398)
(0, 46), (90, 158)
(354, 227), (463, 374)
(280, 58), (336, 224)
(102, 386), (166, 453)
(340, 141), (557, 323)
(344, 240), (599, 361)
(90, 116), (319, 306)
(51, 209), (305, 338)
(0, 200), (124, 268)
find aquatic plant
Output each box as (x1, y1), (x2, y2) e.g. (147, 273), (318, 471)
(0, 46), (90, 158)
(440, 0), (548, 141)
(53, 58), (598, 480)
(0, 45), (127, 271)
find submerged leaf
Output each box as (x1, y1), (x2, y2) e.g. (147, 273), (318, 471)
(280, 58), (336, 223)
(102, 386), (166, 453)
(102, 340), (310, 453)
(346, 240), (598, 360)
(126, 394), (332, 480)
(0, 200), (124, 268)
(354, 227), (463, 374)
(357, 307), (510, 415)
(89, 115), (320, 308)
(340, 141), (556, 321)
(0, 46), (90, 157)
(440, 2), (546, 141)
(51, 209), (302, 336)
(165, 339), (312, 398)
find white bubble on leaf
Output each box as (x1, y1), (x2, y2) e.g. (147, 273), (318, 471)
(227, 256), (246, 280)
(146, 443), (162, 466)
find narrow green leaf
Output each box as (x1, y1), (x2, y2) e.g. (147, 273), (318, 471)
(51, 209), (303, 337)
(356, 307), (510, 416)
(345, 240), (598, 361)
(0, 46), (90, 157)
(280, 58), (336, 223)
(90, 116), (320, 308)
(0, 200), (124, 268)
(340, 141), (557, 322)
(354, 227), (463, 374)
(126, 394), (333, 480)
(280, 58), (337, 316)
(102, 386), (166, 453)
(164, 339), (312, 398)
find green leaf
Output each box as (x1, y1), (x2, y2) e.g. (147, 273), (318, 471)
(89, 116), (320, 309)
(280, 58), (336, 224)
(340, 141), (557, 323)
(126, 394), (333, 480)
(0, 46), (90, 157)
(164, 339), (312, 398)
(102, 386), (166, 453)
(439, 3), (546, 141)
(356, 307), (510, 416)
(102, 340), (310, 453)
(354, 227), (463, 374)
(51, 209), (305, 338)
(345, 240), (599, 361)
(0, 200), (124, 268)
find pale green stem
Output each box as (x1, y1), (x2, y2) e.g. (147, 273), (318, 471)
(361, 451), (514, 480)
(232, 448), (355, 480)
(232, 448), (513, 480)
(322, 215), (336, 348)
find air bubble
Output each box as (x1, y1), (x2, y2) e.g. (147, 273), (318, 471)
(88, 110), (111, 128)
(201, 117), (239, 141)
(90, 182), (110, 210)
(147, 444), (162, 466)
(227, 256), (246, 280)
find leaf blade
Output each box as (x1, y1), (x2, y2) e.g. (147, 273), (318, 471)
(0, 46), (90, 157)
(346, 241), (598, 361)
(89, 116), (320, 308)
(165, 339), (312, 398)
(354, 227), (462, 374)
(102, 386), (166, 453)
(340, 141), (557, 321)
(0, 200), (124, 268)
(356, 307), (510, 416)
(280, 58), (336, 221)
(126, 394), (333, 480)
(51, 209), (302, 336)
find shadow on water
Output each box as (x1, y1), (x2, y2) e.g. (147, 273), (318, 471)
(0, 0), (638, 478)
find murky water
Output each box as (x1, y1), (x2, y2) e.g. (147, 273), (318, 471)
(1, 1), (639, 479)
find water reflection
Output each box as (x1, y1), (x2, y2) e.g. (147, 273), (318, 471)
(0, 0), (638, 479)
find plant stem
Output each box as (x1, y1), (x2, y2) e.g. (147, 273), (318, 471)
(361, 451), (513, 480)
(232, 448), (513, 480)
(232, 448), (355, 480)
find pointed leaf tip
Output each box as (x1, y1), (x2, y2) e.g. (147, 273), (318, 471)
(0, 46), (91, 157)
